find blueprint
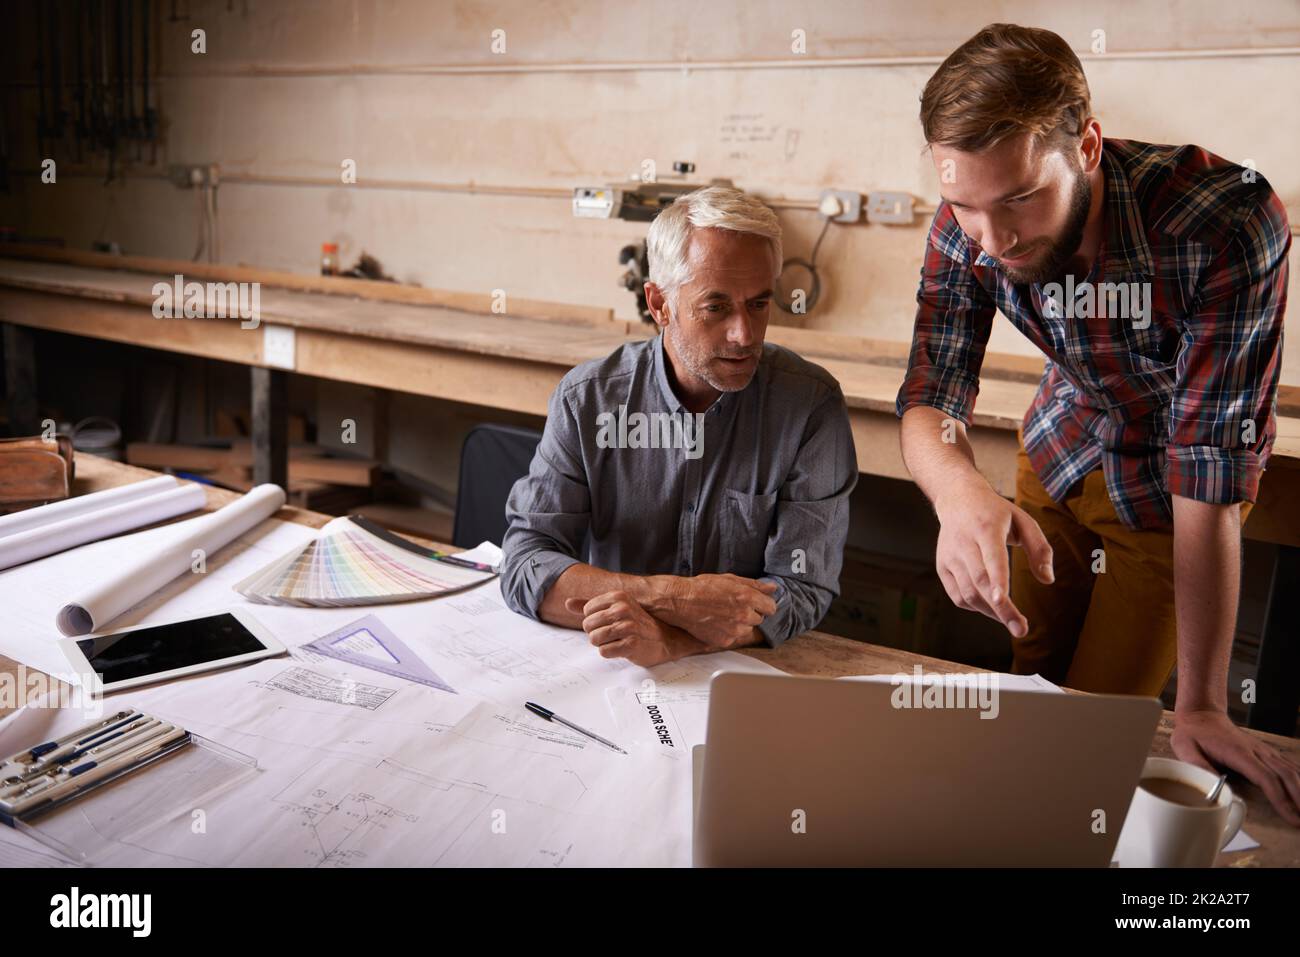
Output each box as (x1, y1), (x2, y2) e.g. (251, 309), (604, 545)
(0, 566), (784, 867)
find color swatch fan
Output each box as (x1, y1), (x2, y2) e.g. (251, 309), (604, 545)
(234, 515), (496, 607)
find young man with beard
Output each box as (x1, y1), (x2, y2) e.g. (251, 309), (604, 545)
(501, 186), (858, 668)
(896, 23), (1297, 824)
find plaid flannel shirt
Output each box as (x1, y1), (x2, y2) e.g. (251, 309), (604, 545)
(896, 138), (1290, 529)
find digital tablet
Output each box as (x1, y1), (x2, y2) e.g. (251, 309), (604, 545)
(57, 610), (286, 693)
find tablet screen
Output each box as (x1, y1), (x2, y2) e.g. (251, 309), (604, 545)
(74, 613), (268, 685)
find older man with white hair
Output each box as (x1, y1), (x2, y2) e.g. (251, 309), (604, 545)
(500, 186), (858, 666)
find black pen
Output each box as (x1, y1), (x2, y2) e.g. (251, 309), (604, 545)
(525, 702), (627, 754)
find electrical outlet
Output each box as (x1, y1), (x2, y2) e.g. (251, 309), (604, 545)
(819, 189), (861, 223)
(866, 191), (915, 225)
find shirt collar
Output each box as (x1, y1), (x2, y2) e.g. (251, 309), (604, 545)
(972, 140), (1153, 280)
(1096, 143), (1154, 279)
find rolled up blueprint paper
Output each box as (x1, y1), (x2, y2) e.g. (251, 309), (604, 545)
(0, 475), (183, 538)
(0, 480), (208, 572)
(55, 484), (287, 636)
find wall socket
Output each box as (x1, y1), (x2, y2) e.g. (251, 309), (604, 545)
(818, 189), (861, 223)
(866, 191), (915, 225)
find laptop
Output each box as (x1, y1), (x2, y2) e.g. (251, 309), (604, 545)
(692, 671), (1161, 866)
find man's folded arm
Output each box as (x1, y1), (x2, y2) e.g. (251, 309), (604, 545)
(499, 383), (676, 629)
(499, 385), (592, 620)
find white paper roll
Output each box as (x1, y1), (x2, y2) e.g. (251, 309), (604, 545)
(0, 482), (208, 572)
(0, 475), (180, 539)
(55, 484), (288, 636)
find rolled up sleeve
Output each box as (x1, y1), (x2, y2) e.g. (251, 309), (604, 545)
(895, 205), (996, 425)
(755, 387), (858, 648)
(499, 383), (591, 619)
(1167, 185), (1289, 505)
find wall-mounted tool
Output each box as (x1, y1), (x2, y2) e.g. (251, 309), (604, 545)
(618, 241), (651, 324)
(573, 160), (731, 223)
(578, 159), (919, 322)
(573, 178), (735, 223)
(36, 0), (163, 179)
(575, 163), (732, 322)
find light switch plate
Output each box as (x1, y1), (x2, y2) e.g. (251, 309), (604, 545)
(262, 324), (296, 370)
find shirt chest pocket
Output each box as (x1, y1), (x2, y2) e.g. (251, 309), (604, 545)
(719, 488), (779, 577)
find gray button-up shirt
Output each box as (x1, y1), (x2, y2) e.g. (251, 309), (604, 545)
(500, 334), (857, 648)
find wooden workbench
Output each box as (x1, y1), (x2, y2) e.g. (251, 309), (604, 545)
(2, 250), (1297, 529)
(1, 248), (1296, 735)
(0, 454), (1295, 866)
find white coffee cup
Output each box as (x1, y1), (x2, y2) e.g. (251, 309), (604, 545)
(1114, 757), (1245, 868)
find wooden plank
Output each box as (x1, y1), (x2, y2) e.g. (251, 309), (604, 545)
(849, 411), (1020, 497)
(1243, 452), (1300, 547)
(771, 324), (1300, 411)
(3, 273), (1299, 545)
(280, 456), (380, 487)
(125, 443), (230, 471)
(200, 465), (369, 511)
(8, 257), (1295, 420)
(295, 327), (563, 416)
(125, 442), (380, 487)
(7, 280), (1299, 467)
(766, 324), (1049, 384)
(0, 288), (264, 366)
(0, 259), (636, 361)
(0, 243), (616, 326)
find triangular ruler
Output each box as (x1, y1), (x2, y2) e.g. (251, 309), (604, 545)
(305, 614), (455, 693)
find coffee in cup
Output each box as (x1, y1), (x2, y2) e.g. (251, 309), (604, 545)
(1115, 757), (1245, 867)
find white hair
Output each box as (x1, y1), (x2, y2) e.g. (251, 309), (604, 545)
(646, 186), (783, 296)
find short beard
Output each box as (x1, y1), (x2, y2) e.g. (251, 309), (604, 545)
(1002, 164), (1092, 286)
(663, 303), (757, 394)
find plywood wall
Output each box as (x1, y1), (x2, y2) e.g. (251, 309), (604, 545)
(3, 0), (1298, 380)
